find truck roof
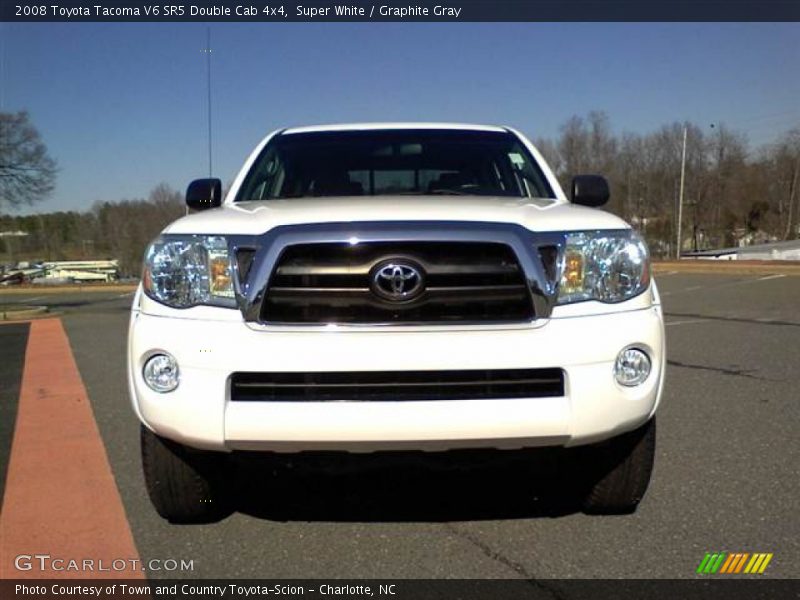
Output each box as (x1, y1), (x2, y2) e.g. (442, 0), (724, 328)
(281, 122), (508, 135)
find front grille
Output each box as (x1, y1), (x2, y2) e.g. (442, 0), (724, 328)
(230, 368), (565, 402)
(261, 242), (534, 324)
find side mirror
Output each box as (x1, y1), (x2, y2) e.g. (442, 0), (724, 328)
(571, 175), (609, 207)
(186, 178), (222, 210)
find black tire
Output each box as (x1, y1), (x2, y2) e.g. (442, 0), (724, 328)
(140, 425), (232, 523)
(580, 417), (656, 515)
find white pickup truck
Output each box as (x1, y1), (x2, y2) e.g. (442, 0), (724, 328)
(128, 123), (664, 522)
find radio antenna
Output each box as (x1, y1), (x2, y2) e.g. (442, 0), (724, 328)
(205, 27), (212, 177)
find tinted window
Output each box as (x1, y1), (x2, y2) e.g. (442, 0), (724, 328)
(235, 129), (554, 201)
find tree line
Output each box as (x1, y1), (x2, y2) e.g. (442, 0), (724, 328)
(1, 110), (798, 274)
(0, 184), (185, 276)
(534, 111), (800, 256)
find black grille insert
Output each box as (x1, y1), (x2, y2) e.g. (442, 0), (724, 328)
(235, 248), (256, 284)
(230, 368), (565, 402)
(261, 241), (534, 324)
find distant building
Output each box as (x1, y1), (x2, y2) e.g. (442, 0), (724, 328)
(682, 239), (800, 261)
(39, 260), (120, 282)
(1, 259), (120, 285)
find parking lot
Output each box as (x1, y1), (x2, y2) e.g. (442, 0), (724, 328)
(1, 271), (798, 580)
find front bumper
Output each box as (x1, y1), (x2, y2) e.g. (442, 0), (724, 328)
(128, 301), (665, 452)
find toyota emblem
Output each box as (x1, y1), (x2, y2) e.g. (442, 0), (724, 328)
(370, 261), (425, 302)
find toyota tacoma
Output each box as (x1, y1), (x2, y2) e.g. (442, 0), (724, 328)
(129, 123), (664, 522)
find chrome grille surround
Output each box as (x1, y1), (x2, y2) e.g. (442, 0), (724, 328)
(222, 221), (567, 326)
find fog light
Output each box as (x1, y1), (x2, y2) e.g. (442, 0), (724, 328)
(143, 353), (179, 393)
(614, 348), (651, 387)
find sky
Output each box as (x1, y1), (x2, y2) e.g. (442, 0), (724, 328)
(2, 22), (799, 214)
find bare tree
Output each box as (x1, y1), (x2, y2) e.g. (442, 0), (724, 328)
(148, 182), (184, 224)
(771, 128), (800, 239)
(616, 132), (645, 222)
(586, 111), (618, 175)
(0, 111), (58, 208)
(705, 124), (748, 245)
(532, 137), (563, 179)
(554, 111), (619, 208)
(557, 115), (588, 185)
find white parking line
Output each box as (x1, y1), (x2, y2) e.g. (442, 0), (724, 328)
(757, 274), (787, 281)
(10, 295), (46, 303)
(665, 319), (708, 327)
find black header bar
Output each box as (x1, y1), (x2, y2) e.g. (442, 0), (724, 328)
(3, 1), (800, 22)
(2, 579), (800, 600)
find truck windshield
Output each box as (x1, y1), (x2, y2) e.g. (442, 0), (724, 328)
(235, 129), (555, 201)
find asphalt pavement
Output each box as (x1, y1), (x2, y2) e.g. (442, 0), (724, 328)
(1, 273), (798, 579)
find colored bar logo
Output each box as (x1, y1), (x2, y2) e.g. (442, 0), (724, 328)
(696, 552), (773, 574)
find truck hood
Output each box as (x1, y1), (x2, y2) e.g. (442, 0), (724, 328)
(163, 196), (629, 236)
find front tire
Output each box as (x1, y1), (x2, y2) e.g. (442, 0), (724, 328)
(140, 425), (232, 523)
(580, 417), (656, 515)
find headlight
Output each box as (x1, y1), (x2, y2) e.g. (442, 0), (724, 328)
(557, 230), (650, 305)
(142, 235), (234, 308)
